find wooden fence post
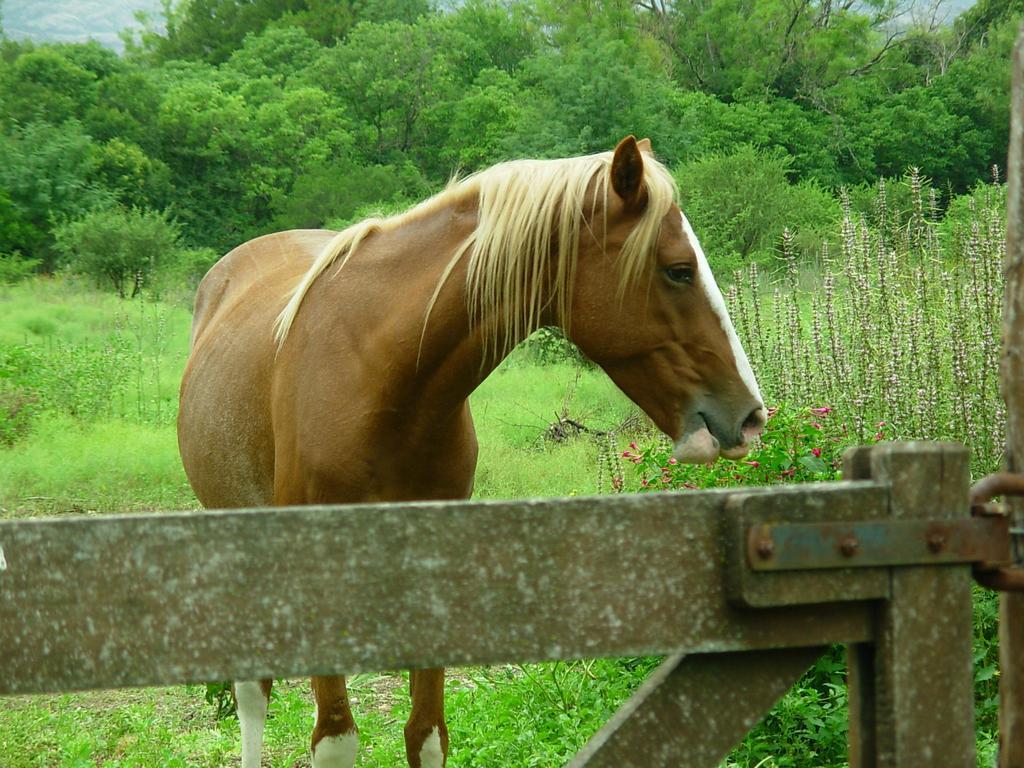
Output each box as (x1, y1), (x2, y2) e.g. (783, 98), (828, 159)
(844, 443), (975, 767)
(999, 24), (1024, 768)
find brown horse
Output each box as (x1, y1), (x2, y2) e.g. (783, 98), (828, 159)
(177, 136), (765, 768)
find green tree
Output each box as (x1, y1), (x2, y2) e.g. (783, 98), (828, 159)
(84, 67), (163, 151)
(153, 0), (307, 64)
(862, 86), (981, 188)
(665, 91), (837, 182)
(278, 0), (359, 44)
(507, 33), (677, 158)
(0, 47), (97, 125)
(955, 0), (1024, 50)
(653, 0), (901, 100)
(221, 24), (322, 86)
(283, 0), (430, 43)
(53, 41), (124, 80)
(154, 78), (259, 247)
(435, 0), (540, 84)
(311, 20), (455, 164)
(93, 138), (173, 209)
(248, 86), (356, 218)
(0, 121), (111, 268)
(132, 0), (430, 63)
(442, 68), (522, 170)
(55, 207), (181, 297)
(0, 188), (35, 268)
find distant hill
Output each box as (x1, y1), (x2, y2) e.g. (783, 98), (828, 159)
(0, 0), (981, 54)
(2, 0), (165, 52)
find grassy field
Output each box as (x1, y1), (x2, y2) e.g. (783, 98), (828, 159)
(0, 279), (637, 517)
(0, 276), (1002, 767)
(0, 278), (671, 768)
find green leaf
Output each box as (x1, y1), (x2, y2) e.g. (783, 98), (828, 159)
(798, 454), (828, 474)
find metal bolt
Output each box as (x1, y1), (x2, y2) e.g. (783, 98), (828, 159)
(755, 539), (774, 560)
(839, 537), (859, 558)
(927, 533), (946, 554)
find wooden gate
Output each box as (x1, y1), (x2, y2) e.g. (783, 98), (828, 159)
(3, 26), (1024, 768)
(0, 440), (1010, 767)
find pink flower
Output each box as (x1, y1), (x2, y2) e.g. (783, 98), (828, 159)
(811, 447), (822, 458)
(810, 406), (832, 416)
(874, 432), (885, 441)
(641, 478), (649, 487)
(767, 406), (779, 418)
(746, 460), (760, 468)
(629, 441), (638, 450)
(811, 421), (822, 430)
(668, 457), (678, 465)
(621, 451), (632, 458)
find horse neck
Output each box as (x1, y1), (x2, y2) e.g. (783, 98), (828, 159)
(345, 200), (546, 411)
(302, 195), (571, 430)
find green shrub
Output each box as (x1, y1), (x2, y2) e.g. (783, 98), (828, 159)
(0, 252), (40, 284)
(54, 206), (181, 298)
(275, 161), (430, 231)
(0, 339), (132, 425)
(158, 246), (221, 291)
(675, 145), (841, 275)
(0, 382), (39, 446)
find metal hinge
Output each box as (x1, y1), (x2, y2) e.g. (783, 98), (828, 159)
(743, 472), (1024, 593)
(970, 472), (1024, 592)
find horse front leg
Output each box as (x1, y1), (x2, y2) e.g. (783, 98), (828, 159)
(234, 679), (272, 768)
(405, 668), (448, 768)
(311, 674), (359, 767)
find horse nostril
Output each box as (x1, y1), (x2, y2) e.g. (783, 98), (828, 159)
(741, 407), (766, 440)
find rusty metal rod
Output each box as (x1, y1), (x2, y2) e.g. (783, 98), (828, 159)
(970, 472), (1024, 506)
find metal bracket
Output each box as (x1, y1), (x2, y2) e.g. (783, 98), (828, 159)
(747, 517), (1010, 572)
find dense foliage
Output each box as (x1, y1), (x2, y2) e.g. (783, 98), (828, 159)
(0, 0), (1019, 275)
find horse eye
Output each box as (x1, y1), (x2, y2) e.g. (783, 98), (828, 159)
(665, 266), (695, 285)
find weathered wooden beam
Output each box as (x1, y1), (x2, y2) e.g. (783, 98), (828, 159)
(0, 486), (879, 695)
(845, 443), (975, 768)
(1001, 24), (1024, 768)
(565, 646), (825, 768)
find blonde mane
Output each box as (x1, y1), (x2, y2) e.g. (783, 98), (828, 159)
(274, 149), (678, 358)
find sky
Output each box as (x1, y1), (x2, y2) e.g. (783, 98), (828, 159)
(2, 0), (165, 52)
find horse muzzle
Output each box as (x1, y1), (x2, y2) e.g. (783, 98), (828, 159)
(673, 405), (766, 464)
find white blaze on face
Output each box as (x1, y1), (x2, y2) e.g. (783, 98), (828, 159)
(312, 729), (360, 768)
(419, 726), (445, 768)
(680, 212), (762, 403)
(671, 213), (763, 462)
(235, 681), (269, 768)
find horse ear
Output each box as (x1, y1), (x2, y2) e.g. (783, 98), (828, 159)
(611, 135), (644, 206)
(637, 138), (653, 154)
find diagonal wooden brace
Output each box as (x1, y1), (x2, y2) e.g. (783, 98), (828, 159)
(566, 646), (825, 768)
